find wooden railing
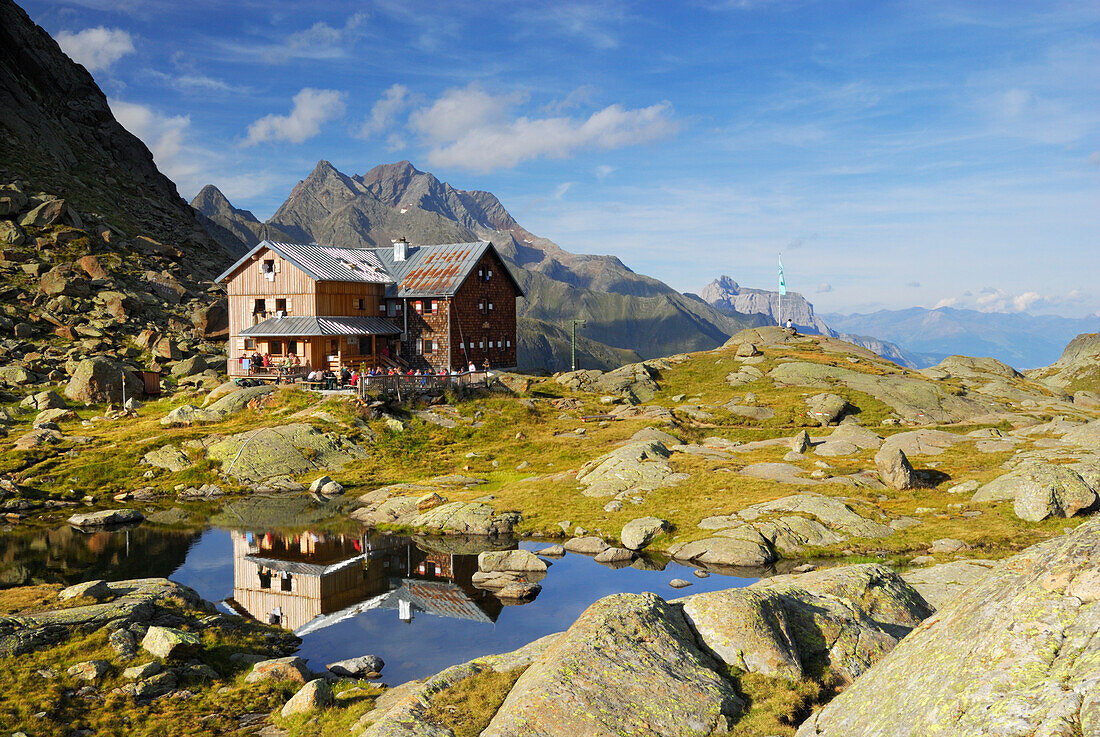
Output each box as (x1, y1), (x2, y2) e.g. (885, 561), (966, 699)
(358, 371), (486, 397)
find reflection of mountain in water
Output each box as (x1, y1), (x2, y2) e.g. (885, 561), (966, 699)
(0, 525), (202, 588)
(226, 531), (514, 635)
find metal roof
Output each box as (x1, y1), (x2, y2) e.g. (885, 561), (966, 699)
(244, 553), (369, 576)
(380, 579), (496, 623)
(217, 239), (524, 299)
(216, 241), (394, 284)
(240, 316), (401, 337)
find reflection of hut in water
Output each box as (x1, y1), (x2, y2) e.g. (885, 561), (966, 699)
(227, 531), (505, 635)
(228, 531), (388, 632)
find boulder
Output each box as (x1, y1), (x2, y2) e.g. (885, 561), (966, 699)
(67, 660), (110, 681)
(973, 463), (1098, 522)
(900, 560), (998, 610)
(191, 302), (228, 339)
(790, 429), (812, 453)
(140, 626), (201, 659)
(245, 656), (311, 684)
(796, 518), (1100, 737)
(736, 341), (761, 358)
(478, 549), (547, 573)
(668, 528), (775, 568)
(563, 536), (610, 555)
(680, 564), (931, 684)
(620, 516), (670, 550)
(481, 593), (742, 736)
(141, 444), (193, 473)
(205, 423), (368, 482)
(20, 390), (66, 411)
(806, 393), (850, 425)
(309, 475), (344, 497)
(76, 254), (109, 280)
(593, 546), (636, 564)
(20, 198), (72, 227)
(58, 579), (111, 602)
(65, 357), (143, 404)
(409, 501), (520, 537)
(575, 439), (685, 497)
(68, 509), (144, 529)
(0, 365), (33, 384)
(327, 654), (384, 678)
(281, 679), (333, 717)
(874, 446), (917, 490)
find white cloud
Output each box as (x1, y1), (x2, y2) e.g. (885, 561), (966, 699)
(409, 84), (679, 172)
(56, 27), (134, 71)
(1012, 291), (1042, 311)
(934, 297), (958, 309)
(553, 182), (573, 199)
(283, 12), (367, 58)
(245, 88), (347, 146)
(109, 99), (193, 181)
(595, 165), (617, 180)
(357, 84), (410, 138)
(817, 282), (833, 293)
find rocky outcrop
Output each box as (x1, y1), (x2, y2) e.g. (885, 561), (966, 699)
(65, 357), (143, 404)
(796, 517), (1100, 737)
(769, 361), (993, 424)
(481, 593), (742, 736)
(679, 564), (931, 683)
(972, 463), (1098, 521)
(68, 508), (144, 529)
(620, 516), (670, 550)
(575, 434), (687, 497)
(203, 423), (368, 482)
(900, 560), (998, 610)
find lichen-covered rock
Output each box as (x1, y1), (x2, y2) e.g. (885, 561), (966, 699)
(65, 357), (143, 404)
(281, 678), (333, 717)
(563, 536), (610, 555)
(972, 463), (1097, 521)
(575, 439), (686, 497)
(68, 509), (144, 529)
(58, 579), (111, 602)
(874, 446), (917, 490)
(245, 656), (311, 684)
(668, 527), (775, 568)
(141, 626), (200, 660)
(900, 560), (998, 610)
(620, 516), (670, 550)
(680, 564), (931, 684)
(481, 593), (742, 737)
(806, 393), (850, 425)
(410, 502), (520, 536)
(67, 660), (110, 681)
(478, 549), (547, 573)
(327, 654), (384, 678)
(205, 423), (368, 482)
(141, 444), (193, 473)
(796, 518), (1100, 737)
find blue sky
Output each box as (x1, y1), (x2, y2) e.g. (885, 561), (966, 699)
(20, 0), (1100, 317)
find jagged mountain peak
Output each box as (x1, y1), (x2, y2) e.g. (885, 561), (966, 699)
(191, 184), (260, 224)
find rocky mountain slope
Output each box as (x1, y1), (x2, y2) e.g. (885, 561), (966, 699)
(194, 160), (764, 370)
(0, 0), (234, 275)
(1027, 332), (1100, 398)
(823, 306), (1100, 370)
(700, 275), (923, 368)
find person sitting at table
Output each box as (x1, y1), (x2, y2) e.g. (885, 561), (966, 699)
(262, 353), (271, 369)
(350, 370), (359, 386)
(340, 366), (351, 385)
(321, 369), (336, 389)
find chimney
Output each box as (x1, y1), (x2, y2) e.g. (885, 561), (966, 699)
(393, 236), (410, 262)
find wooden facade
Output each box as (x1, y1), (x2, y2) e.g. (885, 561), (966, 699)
(220, 241), (520, 376)
(222, 245), (389, 374)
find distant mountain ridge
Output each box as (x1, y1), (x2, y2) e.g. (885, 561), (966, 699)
(823, 307), (1100, 370)
(194, 161), (765, 370)
(698, 275), (923, 368)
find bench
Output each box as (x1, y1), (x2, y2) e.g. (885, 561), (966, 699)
(580, 414), (616, 422)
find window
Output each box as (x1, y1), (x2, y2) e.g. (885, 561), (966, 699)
(244, 338), (256, 350)
(478, 340), (484, 349)
(479, 267), (492, 282)
(275, 298), (286, 313)
(414, 300), (422, 313)
(280, 573), (293, 592)
(358, 299), (366, 310)
(478, 301), (485, 312)
(506, 340), (511, 348)
(488, 302), (494, 312)
(287, 340), (298, 356)
(270, 340), (284, 356)
(330, 339), (338, 352)
(259, 570), (272, 589)
(416, 338), (423, 355)
(253, 299), (266, 314)
(262, 259), (274, 274)
(378, 302), (386, 315)
(430, 300), (438, 313)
